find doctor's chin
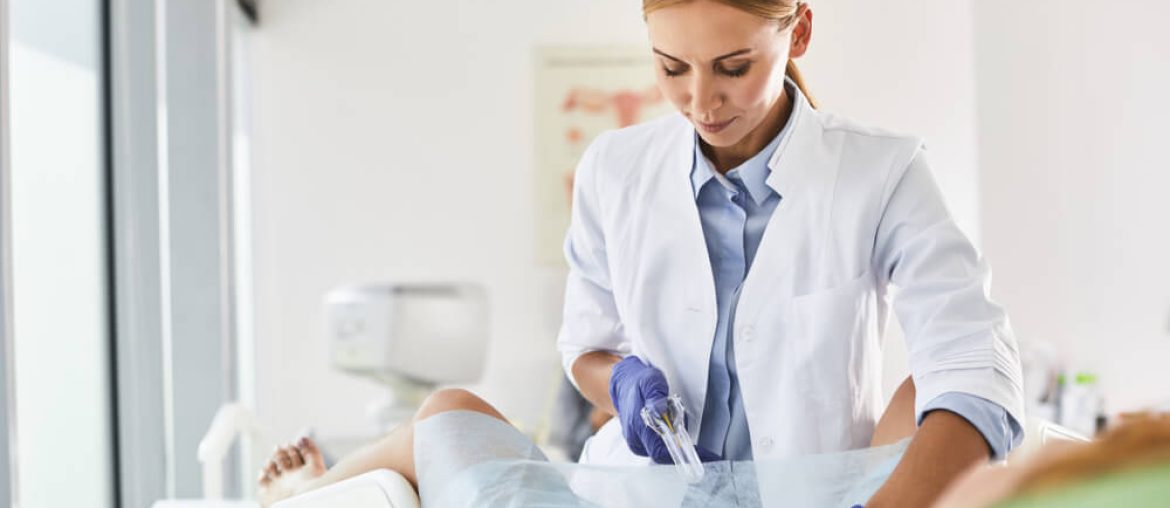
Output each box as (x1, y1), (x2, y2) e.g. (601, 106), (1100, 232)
(2, 1), (1167, 507)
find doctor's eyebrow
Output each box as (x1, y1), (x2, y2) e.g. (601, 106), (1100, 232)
(652, 47), (753, 63)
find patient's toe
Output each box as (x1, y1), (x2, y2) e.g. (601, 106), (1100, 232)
(296, 436), (327, 477)
(280, 444), (305, 470)
(287, 444), (305, 468)
(264, 461), (278, 481)
(276, 446), (295, 472)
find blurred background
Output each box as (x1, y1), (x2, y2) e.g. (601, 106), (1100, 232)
(1, 0), (1168, 506)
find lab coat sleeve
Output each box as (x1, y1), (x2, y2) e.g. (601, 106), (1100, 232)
(557, 132), (631, 389)
(873, 146), (1026, 430)
(920, 392), (1022, 459)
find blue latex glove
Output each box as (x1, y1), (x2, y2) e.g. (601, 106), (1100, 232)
(609, 356), (721, 464)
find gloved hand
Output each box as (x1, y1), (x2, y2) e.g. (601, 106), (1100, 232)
(609, 356), (721, 464)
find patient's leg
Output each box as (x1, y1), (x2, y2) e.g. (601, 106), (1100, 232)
(870, 376), (917, 447)
(257, 388), (508, 507)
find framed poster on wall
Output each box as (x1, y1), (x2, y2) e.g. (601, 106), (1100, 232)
(533, 46), (675, 266)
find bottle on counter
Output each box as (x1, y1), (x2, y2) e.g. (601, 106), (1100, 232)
(1060, 371), (1103, 438)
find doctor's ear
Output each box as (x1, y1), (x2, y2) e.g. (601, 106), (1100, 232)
(787, 3), (813, 59)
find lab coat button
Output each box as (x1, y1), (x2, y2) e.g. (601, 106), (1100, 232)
(741, 326), (755, 342)
(758, 436), (773, 450)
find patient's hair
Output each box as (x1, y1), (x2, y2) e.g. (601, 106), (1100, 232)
(641, 0), (818, 109)
(1014, 413), (1170, 496)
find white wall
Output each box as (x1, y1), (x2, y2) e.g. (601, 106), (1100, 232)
(248, 0), (649, 443)
(974, 0), (1170, 413)
(801, 0), (983, 243)
(246, 0), (983, 444)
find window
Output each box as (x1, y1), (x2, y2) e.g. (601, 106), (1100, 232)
(6, 0), (115, 506)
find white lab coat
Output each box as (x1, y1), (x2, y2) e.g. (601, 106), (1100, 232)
(557, 89), (1025, 466)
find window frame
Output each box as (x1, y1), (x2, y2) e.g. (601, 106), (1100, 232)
(1, 0), (16, 502)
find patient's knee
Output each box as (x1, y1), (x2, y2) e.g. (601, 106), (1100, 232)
(415, 388), (503, 423)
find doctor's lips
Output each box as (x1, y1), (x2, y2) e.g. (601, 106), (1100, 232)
(695, 117), (736, 133)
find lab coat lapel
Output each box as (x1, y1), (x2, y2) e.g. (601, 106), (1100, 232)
(737, 92), (839, 323)
(652, 115), (719, 433)
(671, 119), (719, 318)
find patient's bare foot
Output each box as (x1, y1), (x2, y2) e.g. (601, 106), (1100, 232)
(257, 436), (327, 507)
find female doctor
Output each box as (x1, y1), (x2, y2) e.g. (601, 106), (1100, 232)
(559, 1), (1025, 506)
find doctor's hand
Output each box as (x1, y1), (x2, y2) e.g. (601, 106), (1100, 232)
(609, 356), (672, 462)
(608, 356), (721, 464)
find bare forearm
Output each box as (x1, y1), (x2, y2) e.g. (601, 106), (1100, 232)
(570, 351), (621, 416)
(867, 410), (989, 508)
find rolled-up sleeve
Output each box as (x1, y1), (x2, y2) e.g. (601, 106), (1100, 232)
(873, 146), (1026, 438)
(557, 132), (631, 389)
(921, 392), (1023, 460)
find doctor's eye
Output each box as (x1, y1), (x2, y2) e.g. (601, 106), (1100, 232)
(719, 63), (751, 78)
(662, 65), (688, 78)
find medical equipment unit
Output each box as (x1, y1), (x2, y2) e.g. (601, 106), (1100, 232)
(641, 394), (705, 482)
(325, 282), (490, 431)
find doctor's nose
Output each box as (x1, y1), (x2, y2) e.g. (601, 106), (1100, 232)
(688, 75), (723, 120)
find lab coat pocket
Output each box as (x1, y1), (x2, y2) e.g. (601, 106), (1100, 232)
(787, 270), (874, 352)
(786, 271), (876, 448)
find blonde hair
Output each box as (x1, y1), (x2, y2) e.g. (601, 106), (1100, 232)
(643, 0), (818, 109)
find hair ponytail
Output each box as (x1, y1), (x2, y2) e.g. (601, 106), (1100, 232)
(785, 59), (817, 109)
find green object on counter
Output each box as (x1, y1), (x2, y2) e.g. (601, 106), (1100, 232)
(993, 462), (1170, 508)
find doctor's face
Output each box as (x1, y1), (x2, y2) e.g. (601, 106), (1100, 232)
(646, 1), (804, 149)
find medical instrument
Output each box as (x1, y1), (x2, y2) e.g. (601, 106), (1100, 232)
(325, 282), (489, 431)
(641, 394), (705, 483)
